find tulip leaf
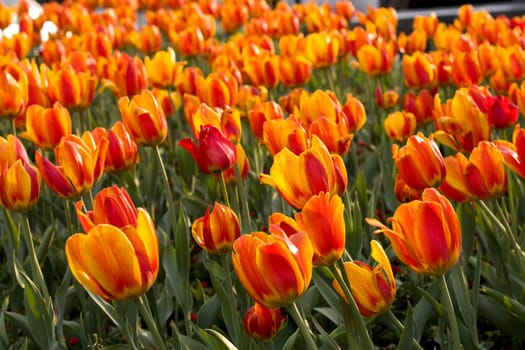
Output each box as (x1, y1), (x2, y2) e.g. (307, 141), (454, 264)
(0, 298), (8, 348)
(311, 270), (343, 322)
(397, 304), (415, 350)
(36, 223), (56, 263)
(412, 278), (440, 340)
(197, 294), (221, 329)
(86, 291), (120, 326)
(314, 307), (342, 326)
(281, 329), (299, 350)
(311, 316), (341, 350)
(480, 285), (525, 320)
(206, 328), (239, 350)
(447, 265), (475, 331)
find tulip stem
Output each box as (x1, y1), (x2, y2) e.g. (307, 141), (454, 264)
(154, 146), (178, 239)
(222, 254), (242, 345)
(20, 213), (49, 299)
(234, 164), (252, 232)
(385, 310), (425, 350)
(331, 262), (374, 350)
(439, 274), (462, 350)
(219, 171), (231, 208)
(138, 295), (167, 350)
(287, 302), (318, 350)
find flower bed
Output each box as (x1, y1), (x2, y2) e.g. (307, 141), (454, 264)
(0, 0), (524, 348)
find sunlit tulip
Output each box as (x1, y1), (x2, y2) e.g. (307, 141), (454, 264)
(0, 135), (29, 171)
(304, 32), (340, 68)
(179, 125), (237, 174)
(402, 52), (437, 89)
(232, 230), (313, 308)
(220, 2), (249, 33)
(308, 116), (354, 155)
(260, 136), (347, 209)
(499, 45), (525, 82)
(35, 133), (108, 199)
(195, 71), (238, 109)
(144, 48), (186, 89)
(384, 111), (417, 142)
(128, 24), (162, 54)
(243, 303), (285, 342)
(375, 86), (399, 109)
(0, 159), (40, 213)
(367, 188), (462, 276)
(295, 192), (345, 266)
(413, 13), (439, 38)
(0, 63), (28, 119)
(176, 66), (203, 96)
(101, 53), (148, 98)
(465, 141), (507, 200)
(1, 32), (32, 59)
(119, 89), (168, 147)
(356, 39), (396, 75)
(262, 115), (309, 157)
(333, 240), (396, 317)
(394, 173), (421, 203)
(186, 103), (241, 144)
(191, 202), (240, 255)
(19, 102), (72, 151)
(495, 125), (525, 180)
(41, 39), (66, 66)
(169, 26), (207, 56)
(356, 6), (397, 39)
(298, 89), (340, 129)
(397, 29), (427, 55)
(485, 95), (519, 130)
(92, 121), (139, 174)
(393, 133), (445, 191)
(243, 52), (280, 89)
(222, 143), (249, 184)
(402, 89), (434, 126)
(341, 93), (367, 133)
(451, 50), (483, 87)
(439, 153), (476, 203)
(248, 101), (284, 141)
(66, 189), (158, 301)
(45, 66), (96, 111)
(279, 55), (311, 88)
(152, 88), (181, 119)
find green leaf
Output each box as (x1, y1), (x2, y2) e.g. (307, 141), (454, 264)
(281, 329), (299, 350)
(86, 291), (120, 326)
(311, 270), (343, 323)
(397, 305), (414, 350)
(206, 328), (239, 350)
(197, 294), (221, 329)
(311, 316), (341, 350)
(480, 286), (525, 320)
(0, 298), (10, 347)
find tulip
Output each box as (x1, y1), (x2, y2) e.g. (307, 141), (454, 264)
(402, 89), (434, 126)
(191, 202), (240, 254)
(144, 48), (186, 89)
(279, 56), (311, 88)
(375, 86), (399, 109)
(295, 192), (345, 266)
(367, 188), (462, 276)
(439, 153), (476, 203)
(413, 13), (439, 38)
(0, 63), (28, 120)
(19, 102), (72, 151)
(35, 132), (108, 199)
(243, 303), (285, 342)
(402, 52), (437, 89)
(304, 32), (339, 68)
(451, 50), (483, 87)
(186, 103), (241, 144)
(356, 39), (396, 76)
(101, 53), (148, 98)
(397, 29), (427, 55)
(495, 125), (525, 180)
(195, 70), (238, 110)
(332, 240), (396, 317)
(0, 159), (41, 213)
(384, 111), (417, 142)
(308, 116), (354, 156)
(119, 89), (168, 147)
(248, 101), (284, 141)
(45, 66), (96, 111)
(222, 143), (249, 184)
(0, 134), (29, 171)
(298, 90), (340, 129)
(176, 66), (203, 96)
(485, 95), (519, 130)
(243, 52), (280, 89)
(464, 141), (507, 200)
(393, 133), (445, 191)
(179, 125), (237, 174)
(128, 24), (162, 54)
(231, 230), (313, 309)
(91, 121), (139, 174)
(260, 136), (347, 209)
(341, 93), (367, 133)
(66, 193), (158, 301)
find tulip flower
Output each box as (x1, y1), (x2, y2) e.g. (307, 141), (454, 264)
(485, 95), (519, 130)
(495, 125), (525, 180)
(0, 159), (41, 213)
(231, 230), (313, 308)
(19, 102), (72, 151)
(144, 47), (186, 89)
(186, 103), (241, 144)
(402, 89), (434, 126)
(375, 86), (399, 109)
(36, 132), (108, 199)
(295, 192), (345, 266)
(332, 240), (396, 317)
(0, 134), (29, 171)
(439, 153), (476, 203)
(45, 66), (96, 111)
(279, 56), (311, 88)
(367, 188), (462, 276)
(464, 141), (507, 200)
(341, 93), (367, 133)
(392, 133), (446, 191)
(222, 143), (249, 184)
(304, 32), (339, 68)
(91, 121), (139, 174)
(191, 202), (240, 255)
(402, 52), (437, 89)
(195, 70), (238, 109)
(100, 53), (148, 98)
(260, 136), (347, 209)
(248, 101), (285, 141)
(0, 63), (28, 119)
(356, 39), (396, 76)
(243, 303), (286, 342)
(119, 89), (168, 147)
(66, 187), (159, 301)
(179, 125), (237, 174)
(451, 50), (483, 87)
(394, 173), (421, 203)
(243, 52), (280, 89)
(384, 111), (417, 142)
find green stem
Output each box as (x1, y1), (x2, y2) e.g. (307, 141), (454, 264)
(287, 302), (317, 350)
(331, 261), (374, 350)
(439, 274), (462, 350)
(20, 213), (49, 299)
(137, 295), (167, 350)
(64, 200), (74, 235)
(234, 164), (252, 232)
(219, 171), (231, 208)
(222, 254), (242, 345)
(385, 310), (424, 350)
(154, 146), (178, 239)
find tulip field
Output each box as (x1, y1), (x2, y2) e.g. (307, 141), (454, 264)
(2, 0), (525, 348)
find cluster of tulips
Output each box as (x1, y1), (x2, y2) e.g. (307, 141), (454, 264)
(1, 0), (525, 348)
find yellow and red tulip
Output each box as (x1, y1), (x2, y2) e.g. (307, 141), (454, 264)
(243, 303), (285, 342)
(0, 63), (28, 119)
(384, 111), (417, 142)
(144, 47), (186, 89)
(248, 101), (285, 141)
(495, 125), (525, 180)
(262, 115), (309, 157)
(465, 141), (507, 200)
(439, 153), (476, 203)
(367, 188), (462, 276)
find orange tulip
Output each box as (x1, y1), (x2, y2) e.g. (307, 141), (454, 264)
(451, 50), (483, 87)
(304, 32), (340, 68)
(392, 133), (445, 191)
(295, 192), (345, 266)
(499, 45), (525, 82)
(176, 66), (203, 96)
(232, 230), (313, 308)
(495, 125), (525, 180)
(128, 24), (162, 54)
(144, 48), (186, 89)
(402, 89), (434, 126)
(45, 66), (97, 111)
(464, 141), (507, 200)
(402, 52), (437, 90)
(367, 188), (462, 276)
(384, 111), (417, 142)
(191, 202), (240, 255)
(222, 143), (249, 184)
(248, 101), (284, 141)
(100, 53), (148, 98)
(92, 121), (139, 174)
(66, 187), (158, 301)
(35, 132), (108, 199)
(413, 13), (439, 38)
(341, 93), (367, 133)
(195, 70), (238, 109)
(0, 63), (28, 119)
(243, 303), (285, 342)
(279, 55), (311, 88)
(308, 115), (354, 155)
(0, 159), (40, 213)
(333, 240), (396, 317)
(394, 173), (421, 203)
(186, 103), (242, 144)
(375, 86), (399, 109)
(438, 153), (476, 203)
(356, 39), (396, 76)
(19, 102), (72, 151)
(169, 26), (207, 56)
(243, 52), (280, 89)
(397, 29), (427, 55)
(179, 125), (237, 174)
(260, 136), (347, 209)
(119, 89), (168, 147)
(262, 115), (309, 157)
(0, 134), (29, 171)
